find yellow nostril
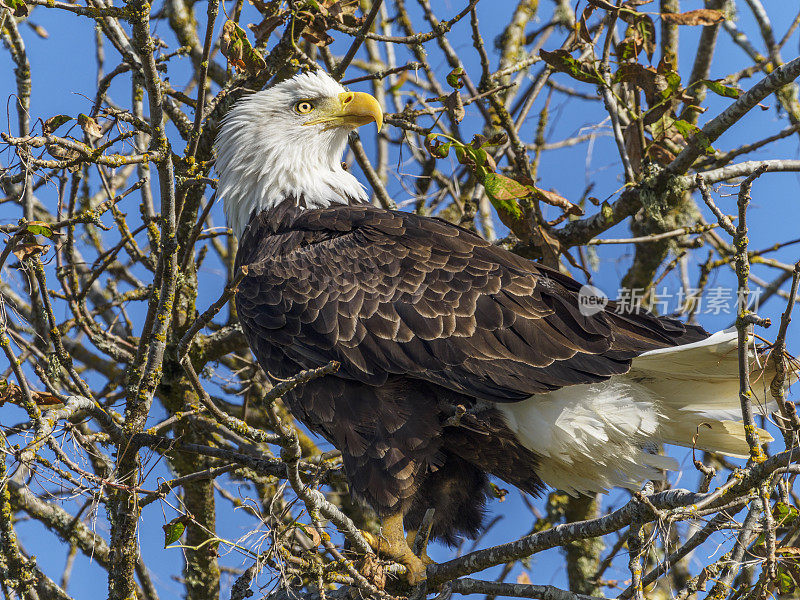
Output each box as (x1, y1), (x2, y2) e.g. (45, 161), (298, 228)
(341, 92), (354, 105)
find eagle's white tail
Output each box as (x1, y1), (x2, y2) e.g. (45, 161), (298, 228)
(631, 329), (776, 458)
(497, 329), (789, 495)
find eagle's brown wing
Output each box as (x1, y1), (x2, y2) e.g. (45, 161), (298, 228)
(236, 203), (706, 403)
(234, 202), (706, 516)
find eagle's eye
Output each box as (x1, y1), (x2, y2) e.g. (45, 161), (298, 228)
(294, 100), (314, 114)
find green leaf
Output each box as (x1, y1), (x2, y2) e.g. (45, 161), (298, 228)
(482, 172), (531, 238)
(43, 115), (73, 135)
(671, 119), (716, 155)
(470, 147), (489, 169)
(539, 49), (604, 85)
(0, 0), (28, 17)
(26, 221), (57, 239)
(661, 70), (682, 101)
(773, 502), (799, 527)
(434, 142), (453, 158)
(457, 145), (494, 178)
(635, 15), (656, 61)
(453, 145), (467, 165)
(424, 134), (453, 158)
(776, 547), (800, 562)
(446, 67), (465, 89)
(482, 172), (530, 203)
(650, 113), (675, 141)
(163, 515), (190, 547)
(776, 566), (798, 595)
(425, 134), (500, 178)
(601, 201), (614, 222)
(700, 79), (742, 99)
(615, 38), (641, 61)
(618, 11), (655, 61)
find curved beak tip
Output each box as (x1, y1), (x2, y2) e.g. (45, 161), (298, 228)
(340, 91), (383, 132)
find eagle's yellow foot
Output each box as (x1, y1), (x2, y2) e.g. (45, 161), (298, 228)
(400, 553), (428, 586)
(362, 513), (430, 585)
(359, 529), (381, 551)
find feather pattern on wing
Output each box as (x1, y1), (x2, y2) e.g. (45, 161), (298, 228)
(236, 200), (706, 402)
(234, 200), (709, 526)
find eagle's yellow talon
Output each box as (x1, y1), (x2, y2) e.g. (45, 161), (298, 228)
(359, 529), (380, 552)
(401, 554), (428, 586)
(360, 513), (432, 585)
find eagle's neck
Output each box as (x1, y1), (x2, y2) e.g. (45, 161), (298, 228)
(216, 106), (368, 239)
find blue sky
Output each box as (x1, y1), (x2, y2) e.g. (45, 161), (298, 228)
(2, 1), (800, 597)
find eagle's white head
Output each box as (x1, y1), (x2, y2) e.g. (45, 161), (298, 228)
(215, 70), (383, 239)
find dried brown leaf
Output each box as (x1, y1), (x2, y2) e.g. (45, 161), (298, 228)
(585, 0), (617, 10)
(615, 64), (658, 96)
(443, 91), (465, 123)
(647, 143), (676, 165)
(220, 20), (266, 73)
(13, 242), (48, 261)
(301, 14), (335, 46)
(301, 524), (322, 546)
(359, 554), (386, 589)
(249, 15), (284, 44)
(581, 4), (597, 21)
(578, 17), (592, 43)
(46, 143), (80, 164)
(248, 0), (274, 11)
(78, 113), (102, 139)
(43, 115), (72, 134)
(324, 0), (360, 27)
(0, 380), (63, 408)
(530, 226), (561, 269)
(518, 177), (584, 216)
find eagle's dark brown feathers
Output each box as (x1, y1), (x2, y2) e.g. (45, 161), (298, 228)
(234, 200), (706, 543)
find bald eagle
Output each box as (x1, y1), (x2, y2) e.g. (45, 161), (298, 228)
(216, 70), (774, 583)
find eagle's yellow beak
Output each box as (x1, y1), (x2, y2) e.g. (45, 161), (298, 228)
(303, 91), (383, 132)
(338, 91), (383, 132)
